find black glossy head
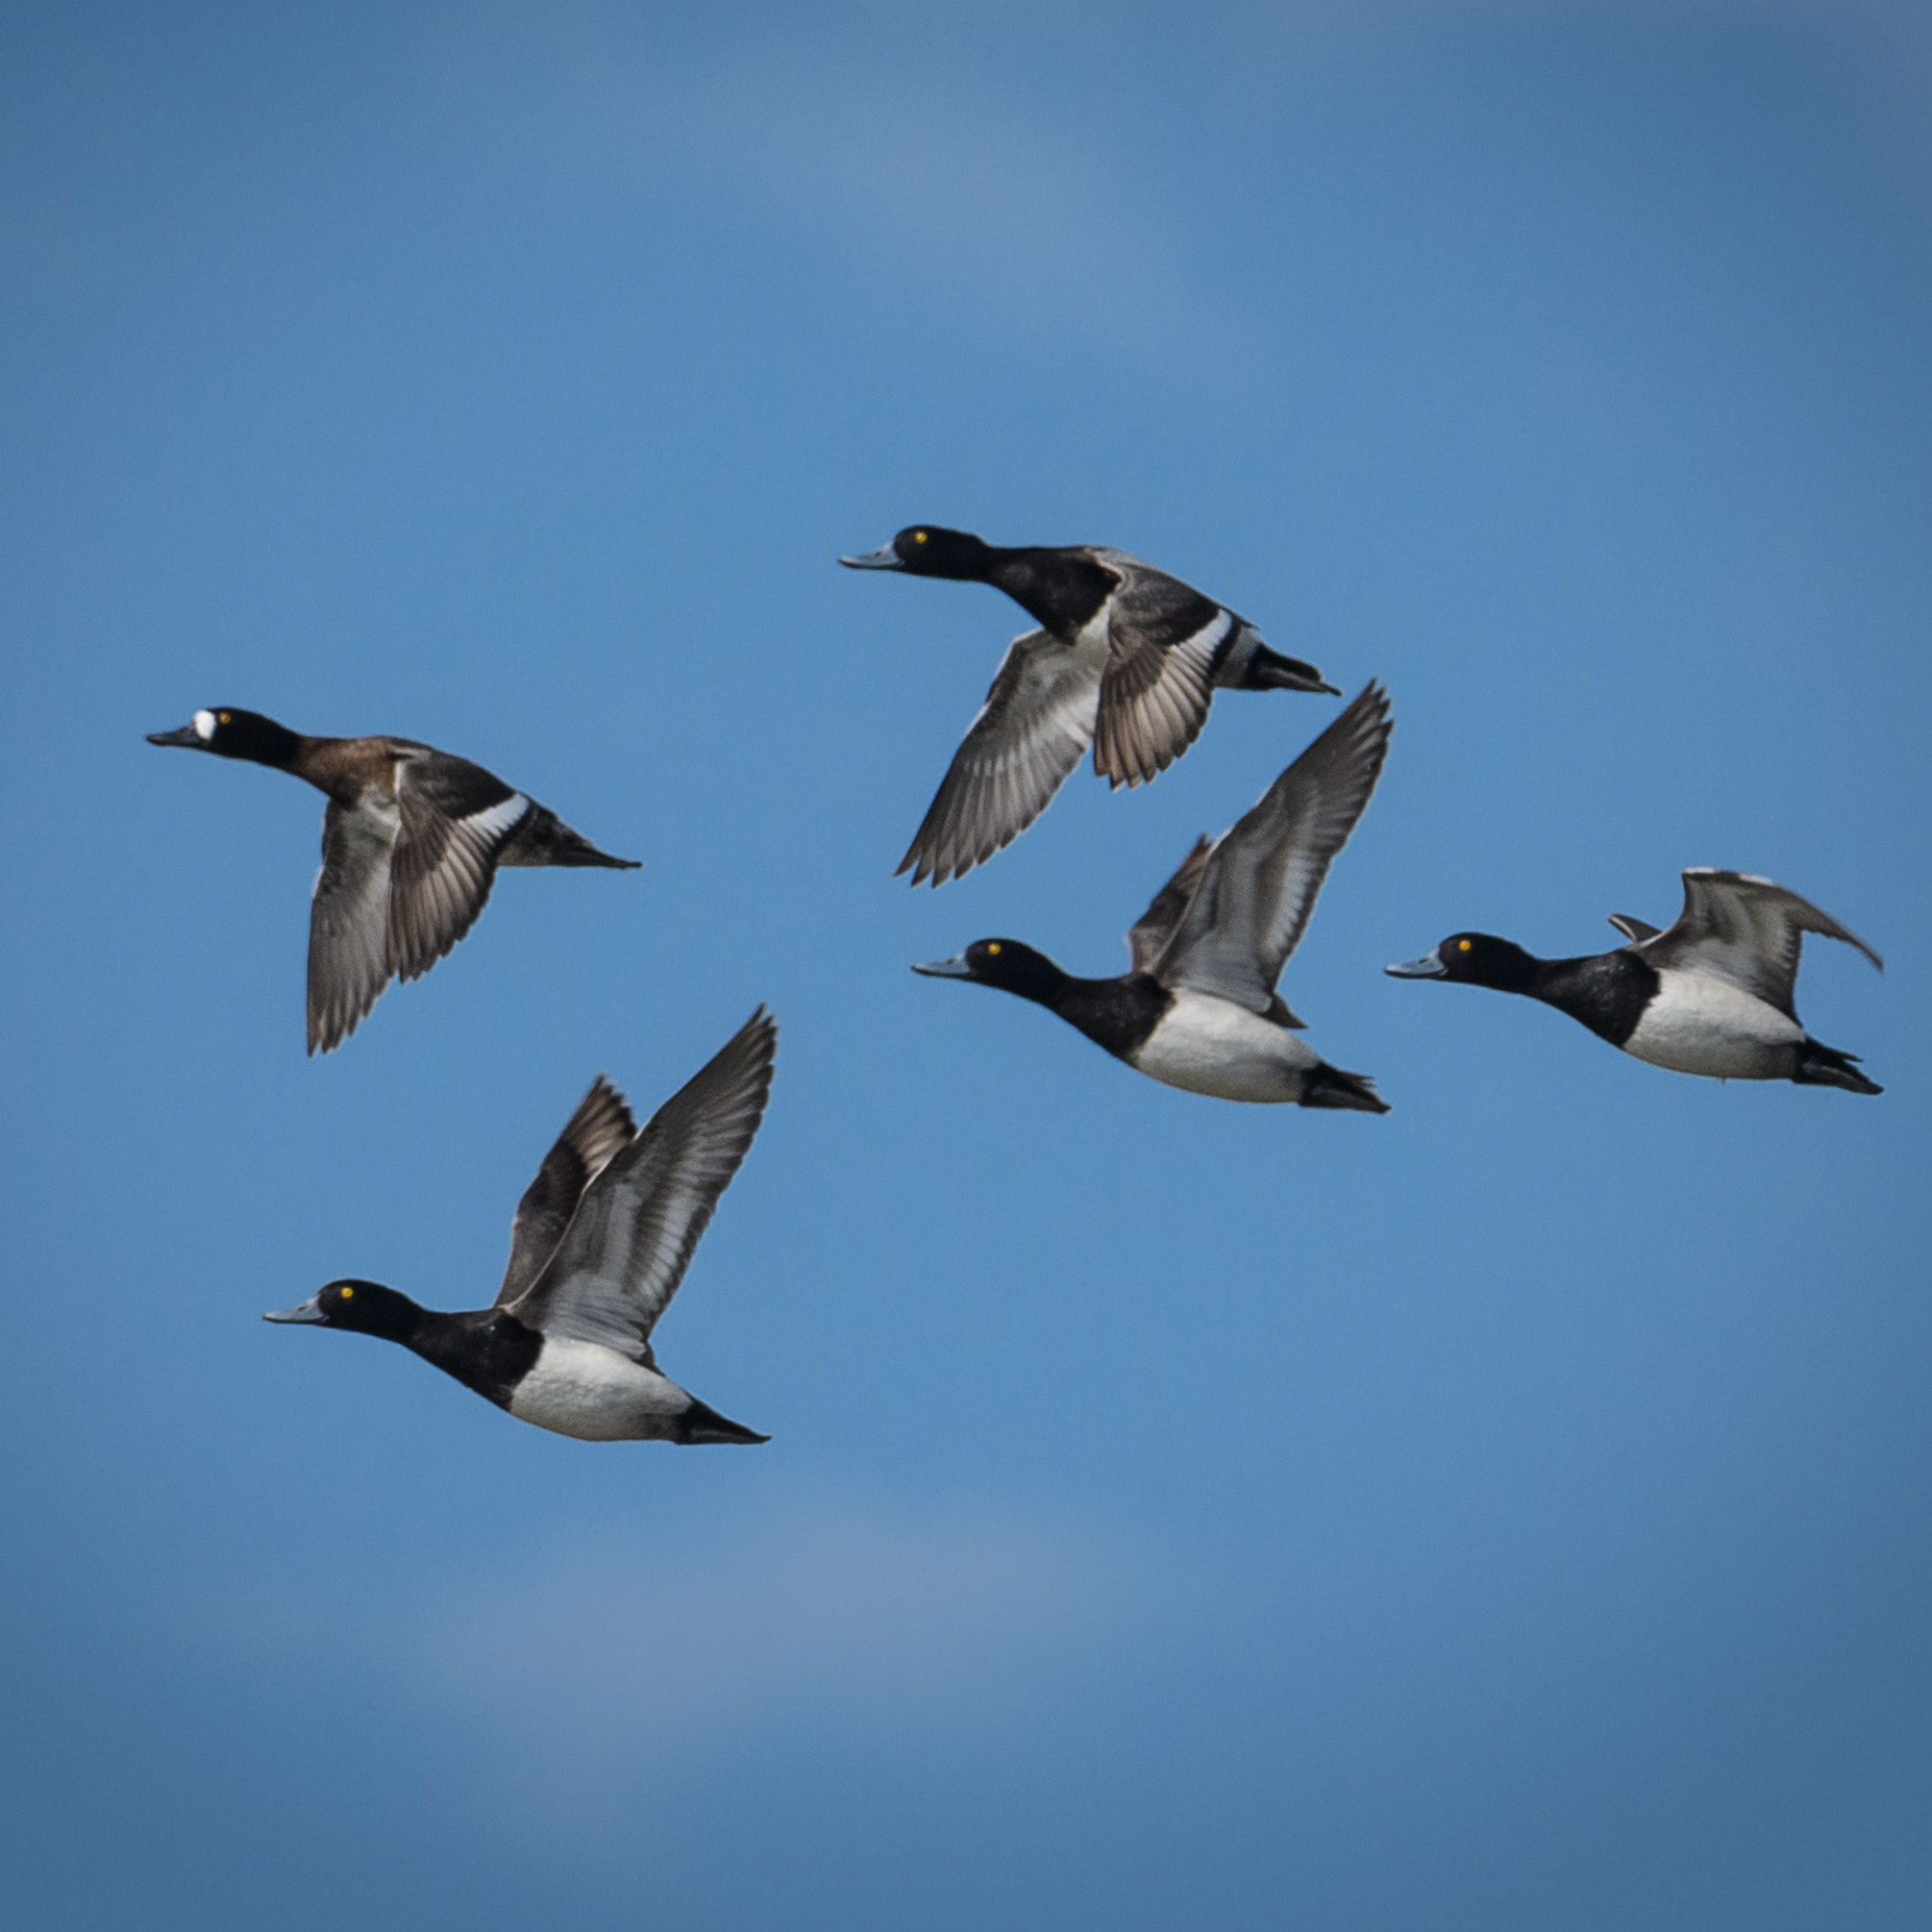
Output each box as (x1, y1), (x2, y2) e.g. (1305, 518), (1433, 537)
(912, 937), (1069, 1005)
(839, 526), (995, 580)
(262, 1278), (426, 1344)
(1386, 932), (1538, 992)
(148, 707), (302, 768)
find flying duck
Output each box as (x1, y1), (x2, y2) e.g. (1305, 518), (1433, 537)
(1386, 869), (1883, 1093)
(264, 1008), (778, 1442)
(148, 707), (639, 1053)
(840, 525), (1338, 885)
(913, 681), (1393, 1107)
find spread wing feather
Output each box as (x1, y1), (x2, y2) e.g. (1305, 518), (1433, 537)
(504, 1009), (778, 1362)
(386, 754), (531, 983)
(1633, 869), (1881, 1022)
(1092, 558), (1231, 788)
(899, 632), (1099, 886)
(1153, 681), (1393, 1011)
(495, 1076), (638, 1307)
(308, 796), (401, 1055)
(1126, 835), (1214, 976)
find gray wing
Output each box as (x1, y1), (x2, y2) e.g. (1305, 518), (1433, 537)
(504, 1009), (778, 1362)
(1153, 681), (1393, 1012)
(899, 631), (1100, 886)
(495, 1076), (638, 1307)
(1126, 835), (1213, 976)
(1635, 869), (1882, 1022)
(308, 795), (401, 1054)
(386, 753), (533, 984)
(1607, 914), (1661, 943)
(1090, 554), (1235, 789)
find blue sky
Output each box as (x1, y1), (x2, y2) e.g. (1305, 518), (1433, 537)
(2, 2), (1928, 1925)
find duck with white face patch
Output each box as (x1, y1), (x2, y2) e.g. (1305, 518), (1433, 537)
(148, 706), (640, 1053)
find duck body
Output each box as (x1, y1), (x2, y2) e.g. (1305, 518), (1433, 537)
(1388, 870), (1882, 1093)
(913, 683), (1396, 1112)
(1002, 957), (1357, 1104)
(149, 707), (638, 1053)
(841, 526), (1337, 884)
(276, 1291), (762, 1443)
(265, 1011), (780, 1442)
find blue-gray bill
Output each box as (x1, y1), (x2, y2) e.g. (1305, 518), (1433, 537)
(1385, 950), (1448, 978)
(262, 1295), (329, 1324)
(146, 723), (205, 748)
(838, 544), (904, 570)
(911, 954), (974, 978)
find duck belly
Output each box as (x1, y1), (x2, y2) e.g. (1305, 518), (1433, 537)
(508, 1337), (690, 1441)
(1128, 992), (1317, 1102)
(1621, 972), (1802, 1079)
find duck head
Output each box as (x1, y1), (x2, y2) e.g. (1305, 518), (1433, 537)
(263, 1278), (426, 1344)
(1386, 932), (1538, 993)
(913, 938), (1070, 1007)
(839, 526), (995, 580)
(148, 707), (302, 767)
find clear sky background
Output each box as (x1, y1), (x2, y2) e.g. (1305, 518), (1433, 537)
(2, 2), (1928, 1925)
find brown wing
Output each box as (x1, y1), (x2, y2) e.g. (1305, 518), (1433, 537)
(307, 795), (401, 1054)
(385, 753), (533, 984)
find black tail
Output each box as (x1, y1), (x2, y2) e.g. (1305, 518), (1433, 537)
(508, 805), (641, 869)
(1239, 643), (1340, 697)
(1794, 1038), (1882, 1096)
(1300, 1062), (1390, 1114)
(677, 1396), (770, 1446)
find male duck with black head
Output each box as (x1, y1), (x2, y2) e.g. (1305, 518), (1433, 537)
(840, 525), (1339, 884)
(266, 1009), (777, 1443)
(1388, 869), (1883, 1093)
(148, 706), (639, 1053)
(914, 682), (1394, 1110)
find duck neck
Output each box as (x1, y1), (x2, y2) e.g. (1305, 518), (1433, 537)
(984, 548), (1118, 638)
(219, 713), (309, 772)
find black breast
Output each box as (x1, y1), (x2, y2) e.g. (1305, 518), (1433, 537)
(989, 549), (1120, 638)
(1055, 974), (1173, 1063)
(409, 1310), (545, 1409)
(1532, 951), (1662, 1048)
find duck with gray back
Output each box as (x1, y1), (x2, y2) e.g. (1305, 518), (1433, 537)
(264, 1010), (778, 1441)
(148, 707), (639, 1053)
(839, 525), (1338, 884)
(913, 682), (1394, 1109)
(1387, 870), (1882, 1092)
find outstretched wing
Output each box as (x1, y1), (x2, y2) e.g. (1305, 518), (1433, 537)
(504, 1009), (778, 1362)
(898, 631), (1100, 886)
(1126, 835), (1213, 976)
(385, 752), (533, 985)
(1635, 869), (1881, 1021)
(1153, 681), (1393, 1012)
(495, 1076), (638, 1307)
(1090, 555), (1234, 789)
(308, 795), (401, 1054)
(1607, 914), (1661, 944)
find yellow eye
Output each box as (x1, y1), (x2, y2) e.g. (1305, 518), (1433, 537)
(1458, 939), (1472, 953)
(338, 1285), (356, 1300)
(217, 711), (232, 723)
(913, 530), (928, 544)
(986, 941), (1002, 955)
